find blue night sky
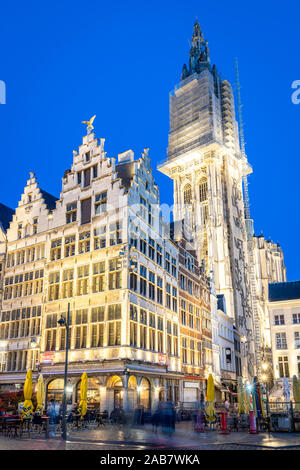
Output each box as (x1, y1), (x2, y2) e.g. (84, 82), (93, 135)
(0, 0), (299, 280)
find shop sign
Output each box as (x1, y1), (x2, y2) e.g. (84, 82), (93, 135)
(40, 352), (55, 364)
(158, 353), (169, 365)
(222, 370), (235, 380)
(184, 382), (199, 388)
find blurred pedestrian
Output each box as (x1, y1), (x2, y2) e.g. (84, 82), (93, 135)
(48, 399), (57, 437)
(151, 407), (160, 433)
(161, 401), (176, 437)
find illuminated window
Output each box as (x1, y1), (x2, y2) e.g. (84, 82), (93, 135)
(77, 265), (89, 295)
(183, 184), (192, 204)
(92, 261), (105, 292)
(48, 272), (60, 300)
(199, 179), (208, 202)
(94, 226), (106, 249)
(109, 221), (122, 246)
(278, 356), (290, 378)
(276, 332), (287, 350)
(108, 258), (122, 290)
(130, 305), (138, 347)
(157, 276), (163, 305)
(64, 235), (76, 257)
(79, 231), (90, 253)
(62, 269), (74, 298)
(95, 192), (107, 215)
(107, 304), (122, 346)
(66, 202), (77, 224)
(50, 239), (62, 261)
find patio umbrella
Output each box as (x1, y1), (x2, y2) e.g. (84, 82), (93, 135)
(36, 374), (45, 415)
(22, 369), (33, 421)
(292, 375), (300, 410)
(205, 373), (216, 422)
(238, 377), (245, 415)
(78, 372), (88, 420)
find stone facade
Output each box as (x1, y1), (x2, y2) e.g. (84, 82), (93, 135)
(0, 132), (186, 412)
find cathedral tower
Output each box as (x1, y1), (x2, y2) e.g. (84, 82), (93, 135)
(158, 21), (256, 378)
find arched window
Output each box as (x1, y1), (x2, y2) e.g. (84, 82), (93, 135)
(183, 184), (192, 205)
(76, 377), (100, 407)
(139, 377), (150, 409)
(199, 179), (208, 202)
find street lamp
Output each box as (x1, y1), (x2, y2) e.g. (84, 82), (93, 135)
(57, 303), (71, 440)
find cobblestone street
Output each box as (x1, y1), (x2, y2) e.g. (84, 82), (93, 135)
(1, 422), (300, 450)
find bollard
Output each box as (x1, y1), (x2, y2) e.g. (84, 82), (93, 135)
(249, 410), (259, 434)
(218, 411), (230, 434)
(195, 410), (205, 432)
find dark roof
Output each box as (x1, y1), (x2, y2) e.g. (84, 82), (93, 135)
(40, 189), (58, 211)
(116, 161), (136, 192)
(0, 203), (14, 231)
(269, 281), (300, 302)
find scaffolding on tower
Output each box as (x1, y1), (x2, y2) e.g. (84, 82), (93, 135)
(235, 58), (262, 374)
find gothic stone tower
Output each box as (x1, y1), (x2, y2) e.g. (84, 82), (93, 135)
(158, 22), (256, 378)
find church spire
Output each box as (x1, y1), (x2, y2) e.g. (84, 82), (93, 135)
(181, 21), (211, 80)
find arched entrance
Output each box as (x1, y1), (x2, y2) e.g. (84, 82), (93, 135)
(76, 377), (100, 409)
(47, 378), (72, 406)
(139, 377), (151, 410)
(106, 375), (123, 409)
(127, 375), (137, 410)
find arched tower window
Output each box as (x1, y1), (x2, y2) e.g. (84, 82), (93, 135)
(199, 179), (208, 202)
(183, 184), (192, 205)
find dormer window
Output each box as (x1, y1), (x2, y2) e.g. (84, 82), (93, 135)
(85, 151), (90, 162)
(28, 193), (32, 203)
(17, 224), (22, 239)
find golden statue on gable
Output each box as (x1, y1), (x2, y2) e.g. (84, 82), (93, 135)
(81, 115), (96, 133)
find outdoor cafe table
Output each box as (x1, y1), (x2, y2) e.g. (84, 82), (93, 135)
(0, 416), (22, 437)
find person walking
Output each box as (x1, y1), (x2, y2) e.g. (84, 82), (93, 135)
(48, 399), (57, 437)
(151, 407), (160, 433)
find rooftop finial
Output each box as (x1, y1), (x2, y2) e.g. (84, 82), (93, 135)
(81, 115), (96, 134)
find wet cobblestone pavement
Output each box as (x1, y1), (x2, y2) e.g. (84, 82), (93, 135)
(0, 422), (300, 450)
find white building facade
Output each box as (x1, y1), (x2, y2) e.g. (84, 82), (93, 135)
(268, 282), (300, 393)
